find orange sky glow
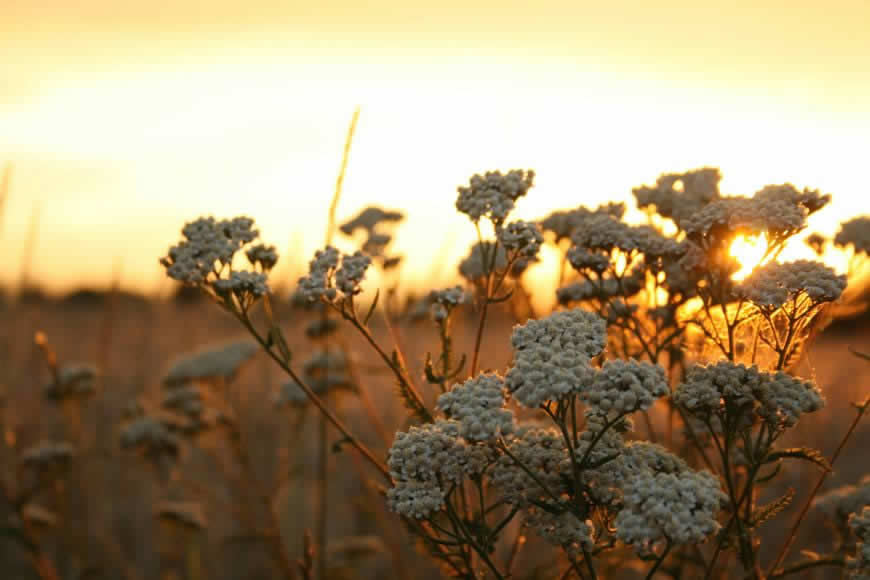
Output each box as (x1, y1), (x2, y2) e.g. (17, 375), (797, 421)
(1, 1), (868, 296)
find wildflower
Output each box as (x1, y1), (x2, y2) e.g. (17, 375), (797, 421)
(437, 373), (514, 441)
(339, 206), (404, 235)
(497, 220), (544, 259)
(297, 247), (371, 303)
(847, 506), (870, 578)
(163, 340), (258, 387)
(428, 286), (467, 322)
(736, 260), (847, 309)
(21, 441), (75, 471)
(524, 509), (595, 556)
(541, 202), (626, 241)
(556, 269), (644, 304)
(334, 251), (372, 296)
(120, 416), (180, 457)
(386, 480), (445, 519)
(835, 216), (870, 255)
(491, 426), (571, 504)
(754, 183), (830, 215)
(455, 169), (535, 224)
(161, 385), (204, 418)
(160, 216), (269, 301)
(245, 243), (279, 271)
(505, 309), (606, 407)
(581, 360), (669, 417)
(570, 213), (638, 253)
(632, 167), (721, 226)
(44, 363), (97, 401)
(674, 361), (824, 430)
(813, 475), (870, 524)
(615, 469), (725, 550)
(388, 420), (473, 484)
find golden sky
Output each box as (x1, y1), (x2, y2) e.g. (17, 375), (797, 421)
(1, 1), (869, 294)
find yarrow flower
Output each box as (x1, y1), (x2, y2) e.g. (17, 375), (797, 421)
(455, 169), (535, 224)
(847, 506), (870, 578)
(505, 309), (606, 407)
(581, 360), (669, 417)
(160, 216), (273, 303)
(437, 373), (514, 441)
(163, 340), (259, 387)
(813, 475), (870, 525)
(541, 202), (626, 241)
(491, 426), (570, 504)
(835, 216), (870, 256)
(428, 286), (467, 322)
(21, 441), (75, 471)
(339, 206), (404, 235)
(632, 167), (721, 226)
(496, 220), (544, 259)
(615, 470), (725, 551)
(297, 246), (372, 303)
(674, 361), (824, 430)
(524, 509), (595, 556)
(44, 363), (98, 401)
(736, 260), (847, 309)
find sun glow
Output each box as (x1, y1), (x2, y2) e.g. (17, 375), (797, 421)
(730, 234), (770, 281)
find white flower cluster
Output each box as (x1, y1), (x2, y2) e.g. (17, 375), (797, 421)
(541, 202), (626, 241)
(813, 475), (870, 524)
(674, 361), (824, 429)
(428, 286), (467, 322)
(455, 169), (535, 224)
(44, 363), (97, 401)
(736, 260), (847, 309)
(835, 216), (870, 255)
(459, 241), (508, 281)
(297, 246), (372, 302)
(632, 168), (721, 226)
(436, 373), (515, 441)
(386, 420), (494, 518)
(161, 217), (268, 297)
(524, 509), (595, 555)
(615, 470), (725, 550)
(163, 340), (258, 387)
(497, 220), (544, 258)
(581, 360), (668, 417)
(848, 507), (870, 579)
(567, 247), (610, 273)
(245, 243), (279, 271)
(491, 426), (570, 504)
(120, 417), (180, 457)
(754, 184), (830, 215)
(570, 214), (639, 253)
(620, 441), (689, 475)
(682, 195), (807, 241)
(213, 271), (269, 299)
(386, 480), (447, 519)
(21, 441), (75, 470)
(506, 310), (607, 407)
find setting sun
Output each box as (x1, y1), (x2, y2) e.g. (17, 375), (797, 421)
(730, 234), (770, 281)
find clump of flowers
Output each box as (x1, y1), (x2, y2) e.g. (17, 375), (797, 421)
(737, 260), (847, 310)
(160, 216), (274, 308)
(506, 309), (606, 407)
(297, 246), (372, 304)
(436, 373), (514, 441)
(455, 169), (535, 225)
(835, 216), (870, 255)
(340, 206), (405, 269)
(847, 507), (870, 578)
(44, 363), (98, 401)
(582, 359), (668, 417)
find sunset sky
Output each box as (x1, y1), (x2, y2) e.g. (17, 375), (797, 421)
(2, 1), (869, 295)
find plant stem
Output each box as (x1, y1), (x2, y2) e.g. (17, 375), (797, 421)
(766, 397), (868, 576)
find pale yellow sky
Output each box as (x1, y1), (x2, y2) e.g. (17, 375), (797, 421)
(1, 1), (869, 294)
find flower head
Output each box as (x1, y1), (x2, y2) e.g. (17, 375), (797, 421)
(736, 260), (847, 309)
(437, 373), (514, 441)
(835, 216), (870, 255)
(456, 169), (535, 224)
(505, 309), (606, 407)
(582, 360), (669, 417)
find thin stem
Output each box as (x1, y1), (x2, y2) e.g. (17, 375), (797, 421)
(237, 312), (389, 479)
(645, 540), (672, 579)
(767, 397), (868, 576)
(316, 413), (328, 580)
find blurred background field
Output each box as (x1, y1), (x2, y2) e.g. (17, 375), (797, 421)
(0, 285), (867, 579)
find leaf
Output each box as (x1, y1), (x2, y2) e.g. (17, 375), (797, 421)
(423, 353), (444, 385)
(332, 435), (352, 454)
(363, 289), (380, 326)
(489, 287), (515, 304)
(751, 488), (795, 528)
(269, 327), (292, 364)
(765, 447), (831, 472)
